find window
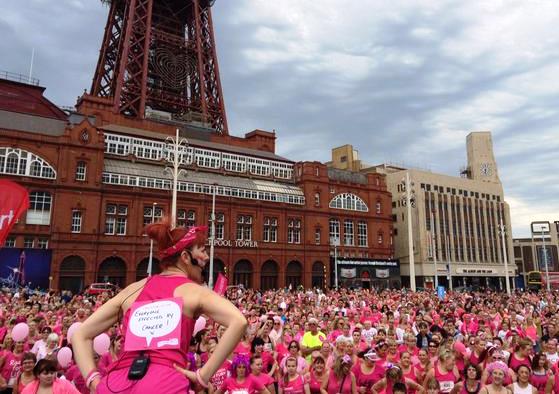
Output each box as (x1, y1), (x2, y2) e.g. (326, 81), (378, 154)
(105, 204), (127, 235)
(213, 212), (225, 240)
(329, 219), (340, 244)
(105, 134), (131, 156)
(236, 215), (252, 240)
(329, 193), (368, 212)
(377, 232), (384, 245)
(344, 220), (354, 246)
(26, 191), (52, 225)
(178, 209), (196, 228)
(24, 237), (34, 248)
(0, 148), (56, 179)
(314, 192), (320, 206)
(315, 228), (321, 245)
(288, 218), (301, 244)
(376, 200), (382, 214)
(37, 238), (49, 249)
(194, 148), (221, 169)
(358, 221), (368, 247)
(4, 236), (16, 248)
(247, 158), (271, 176)
(71, 210), (82, 233)
(143, 205), (163, 226)
(75, 161), (87, 181)
(263, 217), (278, 243)
(222, 153), (247, 173)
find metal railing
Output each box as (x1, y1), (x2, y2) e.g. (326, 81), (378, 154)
(0, 70), (40, 86)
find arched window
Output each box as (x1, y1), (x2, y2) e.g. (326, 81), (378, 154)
(377, 231), (384, 245)
(329, 193), (368, 212)
(233, 260), (252, 289)
(0, 148), (56, 179)
(376, 200), (382, 214)
(286, 261), (303, 289)
(261, 260), (278, 291)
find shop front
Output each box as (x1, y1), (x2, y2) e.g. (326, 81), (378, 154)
(332, 258), (400, 290)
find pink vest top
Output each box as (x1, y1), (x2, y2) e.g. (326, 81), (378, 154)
(434, 363), (457, 393)
(110, 275), (195, 371)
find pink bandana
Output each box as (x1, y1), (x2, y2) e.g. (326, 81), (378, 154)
(159, 226), (207, 259)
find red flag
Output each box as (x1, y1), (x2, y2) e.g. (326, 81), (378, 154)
(0, 180), (29, 245)
(213, 273), (228, 296)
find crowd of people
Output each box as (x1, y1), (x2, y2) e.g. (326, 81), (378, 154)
(1, 284), (559, 394)
(1, 223), (559, 394)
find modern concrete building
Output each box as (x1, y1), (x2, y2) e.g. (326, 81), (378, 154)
(513, 221), (559, 288)
(328, 132), (517, 290)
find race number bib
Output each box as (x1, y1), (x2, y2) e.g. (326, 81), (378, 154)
(124, 297), (183, 351)
(440, 381), (454, 393)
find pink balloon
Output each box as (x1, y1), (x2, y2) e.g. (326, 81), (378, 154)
(57, 346), (73, 368)
(193, 316), (206, 336)
(93, 333), (110, 355)
(11, 323), (29, 342)
(67, 322), (82, 345)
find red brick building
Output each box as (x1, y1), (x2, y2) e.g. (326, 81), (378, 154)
(0, 74), (395, 292)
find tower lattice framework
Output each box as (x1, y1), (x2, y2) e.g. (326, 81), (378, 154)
(91, 0), (228, 134)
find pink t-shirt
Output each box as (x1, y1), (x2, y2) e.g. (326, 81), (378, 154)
(1, 351), (22, 385)
(220, 376), (265, 394)
(279, 375), (307, 394)
(210, 360), (232, 389)
(251, 373), (274, 388)
(234, 342), (251, 357)
(326, 371), (352, 394)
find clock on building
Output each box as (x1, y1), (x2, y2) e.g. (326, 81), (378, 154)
(480, 163), (492, 176)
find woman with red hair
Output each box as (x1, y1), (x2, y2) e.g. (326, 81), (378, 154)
(73, 220), (247, 394)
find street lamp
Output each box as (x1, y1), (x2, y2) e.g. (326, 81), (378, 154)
(429, 208), (439, 290)
(541, 225), (551, 292)
(498, 210), (511, 295)
(147, 202), (157, 276)
(164, 128), (189, 228)
(208, 184), (217, 288)
(330, 237), (340, 289)
(400, 172), (417, 291)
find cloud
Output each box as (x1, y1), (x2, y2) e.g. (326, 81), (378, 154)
(1, 0), (558, 238)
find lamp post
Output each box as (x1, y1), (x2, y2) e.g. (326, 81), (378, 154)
(542, 227), (551, 292)
(164, 128), (188, 228)
(498, 215), (511, 295)
(331, 237), (340, 289)
(208, 184), (217, 288)
(147, 202), (157, 276)
(429, 209), (438, 290)
(401, 172), (416, 291)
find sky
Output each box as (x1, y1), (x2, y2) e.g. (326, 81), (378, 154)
(1, 0), (558, 237)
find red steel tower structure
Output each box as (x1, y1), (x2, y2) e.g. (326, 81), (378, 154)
(90, 0), (228, 134)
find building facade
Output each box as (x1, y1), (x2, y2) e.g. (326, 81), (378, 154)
(0, 74), (395, 292)
(328, 132), (516, 290)
(513, 221), (559, 288)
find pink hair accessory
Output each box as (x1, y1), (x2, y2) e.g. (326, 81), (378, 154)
(487, 361), (508, 375)
(159, 226), (207, 259)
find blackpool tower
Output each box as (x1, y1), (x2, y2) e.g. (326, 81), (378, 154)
(90, 0), (228, 134)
